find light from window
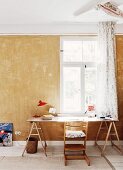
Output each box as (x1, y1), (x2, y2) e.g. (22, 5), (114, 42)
(82, 41), (97, 62)
(60, 37), (97, 114)
(63, 67), (81, 113)
(63, 41), (82, 62)
(85, 67), (96, 111)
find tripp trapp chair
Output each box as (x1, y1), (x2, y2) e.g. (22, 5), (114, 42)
(64, 121), (90, 166)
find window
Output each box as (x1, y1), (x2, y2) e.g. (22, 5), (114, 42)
(60, 36), (97, 114)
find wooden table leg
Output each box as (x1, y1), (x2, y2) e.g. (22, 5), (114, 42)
(22, 122), (35, 156)
(95, 120), (123, 155)
(34, 122), (47, 156)
(101, 122), (113, 155)
(39, 123), (47, 148)
(105, 121), (113, 146)
(22, 122), (47, 157)
(95, 121), (103, 145)
(111, 122), (123, 154)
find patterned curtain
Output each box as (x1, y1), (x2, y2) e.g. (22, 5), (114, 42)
(96, 22), (118, 119)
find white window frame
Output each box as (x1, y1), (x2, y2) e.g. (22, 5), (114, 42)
(60, 36), (97, 114)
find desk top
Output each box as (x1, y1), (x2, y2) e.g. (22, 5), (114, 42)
(27, 116), (118, 123)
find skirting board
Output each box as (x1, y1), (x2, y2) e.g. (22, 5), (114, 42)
(13, 140), (123, 146)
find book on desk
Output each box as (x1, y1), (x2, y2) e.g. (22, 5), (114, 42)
(42, 114), (54, 120)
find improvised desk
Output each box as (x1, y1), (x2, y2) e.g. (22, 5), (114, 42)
(22, 116), (122, 156)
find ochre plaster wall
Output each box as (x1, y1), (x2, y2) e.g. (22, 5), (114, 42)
(0, 36), (60, 140)
(115, 35), (123, 139)
(0, 35), (123, 141)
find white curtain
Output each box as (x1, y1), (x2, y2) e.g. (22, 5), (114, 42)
(96, 22), (118, 119)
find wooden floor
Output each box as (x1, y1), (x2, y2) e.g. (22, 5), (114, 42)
(0, 144), (123, 170)
(103, 145), (123, 170)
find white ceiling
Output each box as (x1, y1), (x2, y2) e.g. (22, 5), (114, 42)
(0, 0), (123, 25)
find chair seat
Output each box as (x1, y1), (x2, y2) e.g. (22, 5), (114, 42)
(66, 130), (86, 138)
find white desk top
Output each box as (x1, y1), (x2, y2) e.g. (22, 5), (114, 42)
(27, 116), (118, 123)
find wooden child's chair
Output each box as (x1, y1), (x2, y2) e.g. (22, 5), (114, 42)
(64, 121), (90, 166)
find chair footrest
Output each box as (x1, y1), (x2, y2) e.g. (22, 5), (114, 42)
(65, 144), (85, 151)
(109, 133), (117, 136)
(65, 155), (86, 160)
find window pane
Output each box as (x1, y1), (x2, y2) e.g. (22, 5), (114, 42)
(63, 67), (81, 112)
(85, 67), (96, 110)
(63, 41), (82, 62)
(82, 41), (97, 62)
